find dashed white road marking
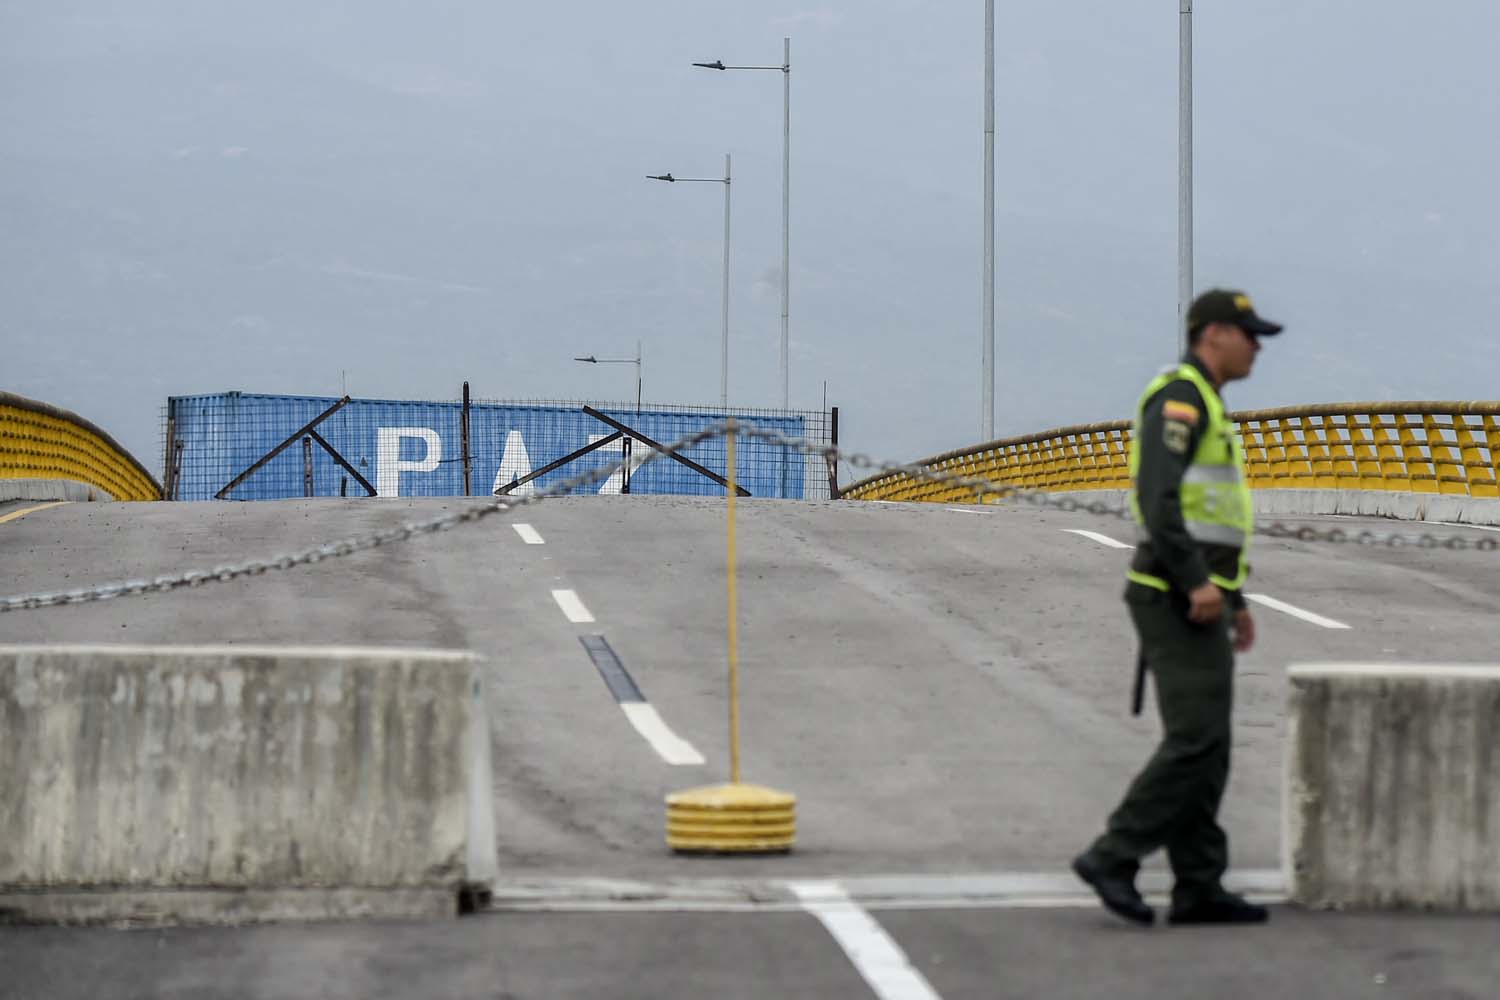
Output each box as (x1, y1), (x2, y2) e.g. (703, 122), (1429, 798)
(1061, 528), (1134, 549)
(551, 588), (595, 623)
(790, 881), (942, 1000)
(619, 702), (705, 765)
(1246, 593), (1351, 630)
(512, 523), (545, 545)
(944, 507), (991, 514)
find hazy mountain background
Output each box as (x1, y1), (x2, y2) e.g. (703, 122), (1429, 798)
(4, 1), (1498, 481)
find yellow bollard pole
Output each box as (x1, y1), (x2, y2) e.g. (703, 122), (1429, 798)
(664, 419), (795, 854)
(726, 424), (741, 785)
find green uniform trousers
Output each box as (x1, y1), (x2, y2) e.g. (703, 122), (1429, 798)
(1088, 587), (1235, 897)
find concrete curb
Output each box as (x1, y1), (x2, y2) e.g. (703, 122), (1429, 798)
(0, 479), (111, 502)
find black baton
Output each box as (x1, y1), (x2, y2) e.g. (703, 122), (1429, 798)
(1131, 648), (1148, 716)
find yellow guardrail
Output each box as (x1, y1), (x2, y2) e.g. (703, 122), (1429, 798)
(0, 392), (161, 501)
(842, 402), (1500, 504)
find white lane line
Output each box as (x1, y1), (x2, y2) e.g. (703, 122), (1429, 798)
(1246, 593), (1351, 630)
(487, 868), (1289, 913)
(790, 881), (942, 1000)
(1061, 528), (1134, 549)
(944, 507), (991, 514)
(619, 702), (705, 766)
(1423, 520), (1500, 534)
(551, 589), (595, 623)
(512, 523), (545, 545)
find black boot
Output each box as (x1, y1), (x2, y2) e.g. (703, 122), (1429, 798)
(1168, 889), (1269, 925)
(1071, 852), (1154, 926)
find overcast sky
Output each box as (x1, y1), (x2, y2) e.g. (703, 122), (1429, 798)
(4, 1), (1498, 480)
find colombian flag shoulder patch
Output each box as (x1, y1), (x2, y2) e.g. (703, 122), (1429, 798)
(1162, 400), (1201, 425)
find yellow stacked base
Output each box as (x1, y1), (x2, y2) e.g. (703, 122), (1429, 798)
(666, 782), (797, 854)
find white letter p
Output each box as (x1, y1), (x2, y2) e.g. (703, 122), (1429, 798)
(376, 427), (442, 497)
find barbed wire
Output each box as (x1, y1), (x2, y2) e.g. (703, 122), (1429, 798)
(2, 420), (1495, 614)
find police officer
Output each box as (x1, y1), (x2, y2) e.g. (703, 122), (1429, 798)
(1072, 289), (1282, 926)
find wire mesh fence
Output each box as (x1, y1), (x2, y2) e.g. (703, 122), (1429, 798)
(162, 392), (837, 502)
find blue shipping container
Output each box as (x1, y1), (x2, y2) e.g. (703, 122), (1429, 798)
(166, 393), (816, 501)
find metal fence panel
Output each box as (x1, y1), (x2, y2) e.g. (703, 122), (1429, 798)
(164, 393), (832, 501)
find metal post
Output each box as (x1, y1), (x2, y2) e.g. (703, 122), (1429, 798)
(827, 405), (840, 499)
(722, 153), (731, 409)
(461, 381), (472, 497)
(780, 37), (791, 411)
(983, 0), (995, 441)
(302, 436), (314, 498)
(1179, 0), (1194, 354)
(623, 341), (642, 495)
(726, 423), (740, 785)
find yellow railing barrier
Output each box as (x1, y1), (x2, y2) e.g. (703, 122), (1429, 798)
(0, 391), (161, 501)
(842, 402), (1500, 504)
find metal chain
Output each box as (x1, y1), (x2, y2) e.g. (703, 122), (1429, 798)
(2, 420), (1494, 614)
(0, 424), (726, 613)
(734, 424), (1500, 553)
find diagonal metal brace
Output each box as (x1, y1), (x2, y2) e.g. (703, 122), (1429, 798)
(583, 406), (750, 497)
(305, 430), (378, 497)
(216, 396), (354, 500)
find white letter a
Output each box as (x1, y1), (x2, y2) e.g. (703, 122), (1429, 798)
(492, 431), (535, 495)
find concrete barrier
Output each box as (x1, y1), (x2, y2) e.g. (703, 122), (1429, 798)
(1285, 663), (1500, 910)
(0, 479), (111, 502)
(0, 644), (497, 924)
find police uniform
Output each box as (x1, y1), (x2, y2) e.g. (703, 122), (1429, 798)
(1072, 289), (1283, 927)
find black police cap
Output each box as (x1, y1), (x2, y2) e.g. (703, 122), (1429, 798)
(1187, 289), (1283, 337)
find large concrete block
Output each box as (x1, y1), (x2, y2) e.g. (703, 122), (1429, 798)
(0, 644), (497, 923)
(1286, 663), (1500, 910)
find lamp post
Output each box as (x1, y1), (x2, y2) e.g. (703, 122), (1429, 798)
(694, 39), (791, 410)
(983, 0), (995, 441)
(1179, 0), (1194, 354)
(574, 343), (643, 493)
(649, 156), (732, 409)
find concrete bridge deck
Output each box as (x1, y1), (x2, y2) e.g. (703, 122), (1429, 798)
(1, 496), (1496, 998)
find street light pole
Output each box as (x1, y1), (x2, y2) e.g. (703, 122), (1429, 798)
(722, 155), (731, 410)
(694, 40), (791, 409)
(1179, 0), (1194, 354)
(983, 0), (995, 442)
(648, 159), (732, 408)
(573, 350), (644, 493)
(780, 37), (790, 411)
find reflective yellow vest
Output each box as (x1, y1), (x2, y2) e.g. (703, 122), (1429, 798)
(1125, 363), (1252, 593)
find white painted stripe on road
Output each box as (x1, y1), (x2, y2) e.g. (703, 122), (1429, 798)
(1061, 528), (1134, 549)
(1422, 520), (1500, 533)
(512, 523), (545, 544)
(619, 702), (705, 766)
(790, 881), (942, 1000)
(488, 868), (1289, 913)
(944, 507), (991, 514)
(1246, 593), (1351, 630)
(551, 589), (595, 623)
